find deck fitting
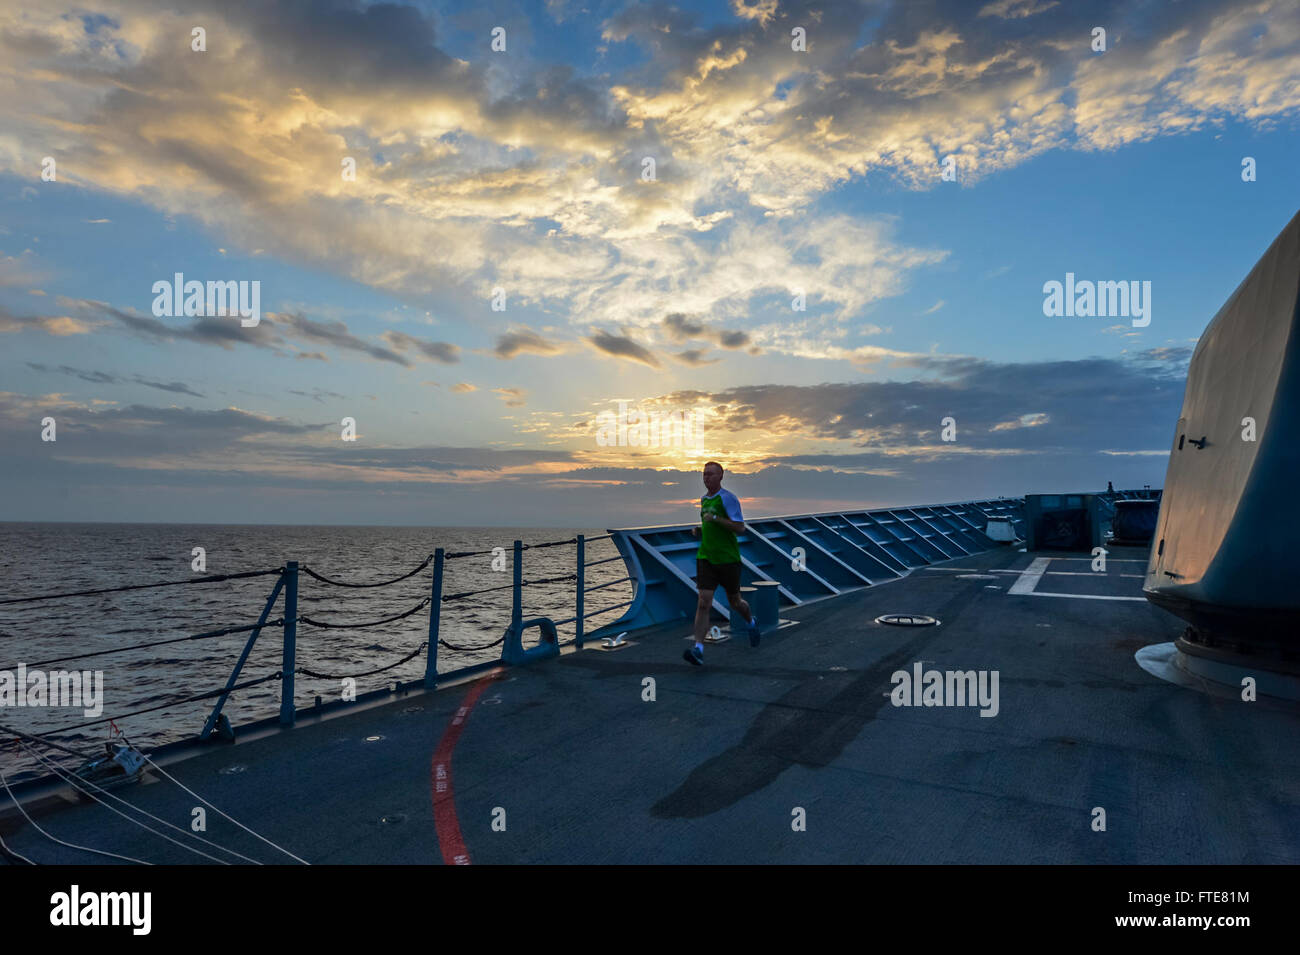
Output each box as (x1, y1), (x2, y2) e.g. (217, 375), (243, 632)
(875, 613), (940, 627)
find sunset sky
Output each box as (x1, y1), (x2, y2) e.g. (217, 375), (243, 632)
(2, 0), (1298, 526)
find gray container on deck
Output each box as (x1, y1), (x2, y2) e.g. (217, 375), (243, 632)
(1024, 493), (1111, 551)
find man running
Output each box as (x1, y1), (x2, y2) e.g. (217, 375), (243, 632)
(684, 461), (760, 666)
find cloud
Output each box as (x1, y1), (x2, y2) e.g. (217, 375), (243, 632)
(634, 351), (1186, 457)
(450, 382), (477, 393)
(7, 0), (1280, 364)
(0, 391), (322, 463)
(273, 312), (411, 365)
(587, 329), (661, 368)
(672, 348), (721, 366)
(0, 345), (1185, 521)
(494, 326), (565, 358)
(379, 329), (460, 363)
(278, 444), (576, 474)
(978, 0), (1060, 19)
(289, 388), (348, 403)
(662, 314), (707, 341)
(492, 386), (527, 407)
(52, 298), (451, 367)
(0, 252), (46, 289)
(990, 412), (1050, 431)
(662, 313), (752, 349)
(0, 303), (102, 336)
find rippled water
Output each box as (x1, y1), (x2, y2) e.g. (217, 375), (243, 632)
(0, 523), (631, 781)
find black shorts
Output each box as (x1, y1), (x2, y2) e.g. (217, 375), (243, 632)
(696, 559), (742, 594)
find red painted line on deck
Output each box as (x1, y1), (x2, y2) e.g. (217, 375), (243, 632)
(431, 669), (502, 865)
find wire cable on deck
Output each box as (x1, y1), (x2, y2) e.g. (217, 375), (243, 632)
(0, 568), (283, 606)
(137, 752), (309, 865)
(1, 619), (285, 672)
(17, 741), (232, 865)
(0, 828), (34, 864)
(28, 673), (282, 739)
(0, 765), (151, 865)
(19, 739), (265, 865)
(301, 555), (433, 588)
(298, 642), (428, 679)
(298, 596), (430, 629)
(0, 722), (94, 760)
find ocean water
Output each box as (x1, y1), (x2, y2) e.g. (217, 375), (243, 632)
(0, 523), (631, 782)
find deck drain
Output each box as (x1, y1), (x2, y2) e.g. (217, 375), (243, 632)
(380, 813), (407, 826)
(218, 765), (247, 775)
(364, 735), (384, 742)
(875, 613), (940, 627)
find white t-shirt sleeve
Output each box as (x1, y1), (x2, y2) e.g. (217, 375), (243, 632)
(721, 489), (744, 523)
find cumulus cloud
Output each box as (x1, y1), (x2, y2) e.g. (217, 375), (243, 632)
(3, 0), (1287, 366)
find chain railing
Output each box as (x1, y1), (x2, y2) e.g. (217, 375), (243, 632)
(1, 534), (632, 771)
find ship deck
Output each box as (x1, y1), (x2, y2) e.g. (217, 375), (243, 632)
(5, 544), (1299, 865)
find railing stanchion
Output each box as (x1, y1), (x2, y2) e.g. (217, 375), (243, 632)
(512, 540), (523, 631)
(425, 548), (444, 689)
(280, 561), (298, 726)
(575, 535), (585, 649)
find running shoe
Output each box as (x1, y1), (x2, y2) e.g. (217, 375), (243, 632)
(683, 646), (704, 666)
(747, 617), (761, 647)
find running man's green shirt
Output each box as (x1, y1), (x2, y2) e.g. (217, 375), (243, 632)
(697, 487), (744, 564)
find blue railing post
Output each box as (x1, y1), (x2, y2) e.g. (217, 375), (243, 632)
(280, 560), (298, 726)
(425, 548), (444, 690)
(512, 539), (523, 631)
(575, 535), (585, 649)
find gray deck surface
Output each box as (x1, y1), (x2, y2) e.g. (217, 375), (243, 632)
(6, 545), (1299, 865)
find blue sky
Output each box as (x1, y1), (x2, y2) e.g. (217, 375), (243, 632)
(1, 0), (1298, 525)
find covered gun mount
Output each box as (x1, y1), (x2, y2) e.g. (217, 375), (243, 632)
(1145, 210), (1300, 669)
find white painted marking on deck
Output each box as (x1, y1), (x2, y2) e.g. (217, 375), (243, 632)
(1008, 557), (1052, 595)
(1042, 557), (1147, 563)
(1030, 592), (1148, 602)
(923, 567), (1141, 578)
(1046, 571), (1143, 578)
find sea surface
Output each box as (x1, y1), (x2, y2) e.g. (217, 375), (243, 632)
(0, 523), (632, 782)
